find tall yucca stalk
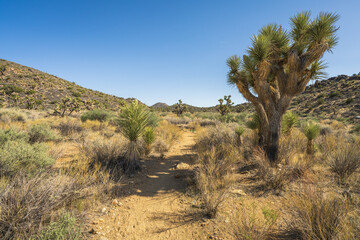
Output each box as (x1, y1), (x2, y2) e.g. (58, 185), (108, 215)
(117, 100), (150, 173)
(227, 12), (339, 164)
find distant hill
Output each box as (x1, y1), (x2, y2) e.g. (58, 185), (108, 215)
(0, 59), (137, 111)
(152, 74), (360, 122)
(151, 102), (169, 108)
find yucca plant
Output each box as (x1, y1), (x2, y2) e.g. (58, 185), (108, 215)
(282, 111), (299, 135)
(116, 100), (150, 173)
(143, 127), (155, 156)
(302, 122), (320, 154)
(235, 126), (245, 145)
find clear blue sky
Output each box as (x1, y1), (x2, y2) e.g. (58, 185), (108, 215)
(1, 0), (359, 107)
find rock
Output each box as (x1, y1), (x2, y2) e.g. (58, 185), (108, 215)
(89, 228), (97, 234)
(229, 189), (246, 196)
(112, 199), (119, 205)
(101, 207), (107, 214)
(176, 162), (190, 170)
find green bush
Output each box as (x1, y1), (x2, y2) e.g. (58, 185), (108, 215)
(28, 123), (57, 143)
(352, 124), (360, 135)
(282, 111), (299, 134)
(0, 109), (27, 122)
(0, 140), (54, 176)
(317, 98), (325, 105)
(345, 98), (354, 104)
(34, 212), (82, 240)
(329, 91), (341, 98)
(0, 128), (28, 146)
(80, 109), (112, 122)
(1, 85), (24, 95)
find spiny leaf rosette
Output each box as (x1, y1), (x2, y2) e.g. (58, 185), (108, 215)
(227, 12), (339, 164)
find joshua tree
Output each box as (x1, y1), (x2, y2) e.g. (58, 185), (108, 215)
(173, 99), (187, 116)
(217, 95), (233, 116)
(227, 12), (339, 163)
(117, 100), (151, 173)
(54, 97), (83, 117)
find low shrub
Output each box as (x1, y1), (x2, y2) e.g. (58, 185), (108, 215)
(285, 189), (349, 240)
(196, 146), (233, 218)
(0, 140), (54, 177)
(57, 119), (83, 136)
(323, 136), (360, 184)
(0, 128), (28, 145)
(156, 120), (182, 150)
(345, 98), (354, 104)
(34, 212), (82, 240)
(80, 109), (112, 122)
(229, 203), (279, 240)
(0, 109), (27, 122)
(0, 173), (89, 240)
(194, 125), (235, 154)
(143, 127), (155, 156)
(28, 123), (57, 143)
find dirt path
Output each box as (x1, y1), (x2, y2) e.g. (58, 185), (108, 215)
(89, 131), (209, 240)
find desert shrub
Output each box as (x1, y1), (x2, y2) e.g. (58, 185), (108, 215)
(286, 190), (349, 240)
(155, 120), (182, 150)
(34, 212), (82, 240)
(317, 98), (325, 105)
(147, 112), (160, 127)
(302, 122), (320, 155)
(1, 84), (24, 95)
(351, 124), (360, 135)
(28, 123), (57, 143)
(345, 98), (354, 104)
(197, 118), (217, 127)
(254, 148), (309, 191)
(80, 138), (124, 180)
(143, 127), (155, 156)
(323, 136), (360, 184)
(196, 146), (233, 218)
(329, 91), (341, 98)
(57, 119), (83, 136)
(0, 108), (27, 122)
(80, 109), (112, 122)
(282, 111), (299, 135)
(278, 128), (307, 164)
(245, 113), (260, 130)
(0, 173), (90, 240)
(194, 125), (235, 154)
(0, 140), (54, 177)
(0, 128), (28, 145)
(229, 203), (279, 240)
(153, 138), (169, 158)
(164, 116), (190, 125)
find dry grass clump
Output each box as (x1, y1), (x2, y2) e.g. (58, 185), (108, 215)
(254, 148), (311, 192)
(194, 125), (236, 154)
(0, 172), (94, 240)
(153, 120), (182, 157)
(196, 146), (234, 218)
(278, 128), (307, 164)
(56, 118), (83, 137)
(229, 202), (279, 240)
(285, 189), (350, 240)
(80, 137), (125, 180)
(0, 108), (27, 123)
(322, 135), (360, 184)
(164, 116), (191, 125)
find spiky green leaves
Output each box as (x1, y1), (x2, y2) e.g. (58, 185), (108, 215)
(309, 60), (327, 80)
(117, 100), (150, 142)
(302, 122), (320, 140)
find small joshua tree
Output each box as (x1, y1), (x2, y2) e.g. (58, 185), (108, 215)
(117, 100), (151, 173)
(302, 122), (320, 155)
(235, 126), (245, 145)
(281, 111), (299, 135)
(173, 99), (187, 116)
(54, 97), (83, 117)
(217, 95), (233, 116)
(227, 12), (339, 163)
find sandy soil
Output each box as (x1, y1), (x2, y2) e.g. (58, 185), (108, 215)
(88, 131), (212, 240)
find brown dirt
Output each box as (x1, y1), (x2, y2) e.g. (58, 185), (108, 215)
(88, 131), (211, 240)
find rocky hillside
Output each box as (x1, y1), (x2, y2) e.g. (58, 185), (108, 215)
(0, 59), (136, 111)
(289, 74), (360, 122)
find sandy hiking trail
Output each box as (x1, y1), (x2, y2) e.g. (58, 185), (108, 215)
(88, 130), (210, 240)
